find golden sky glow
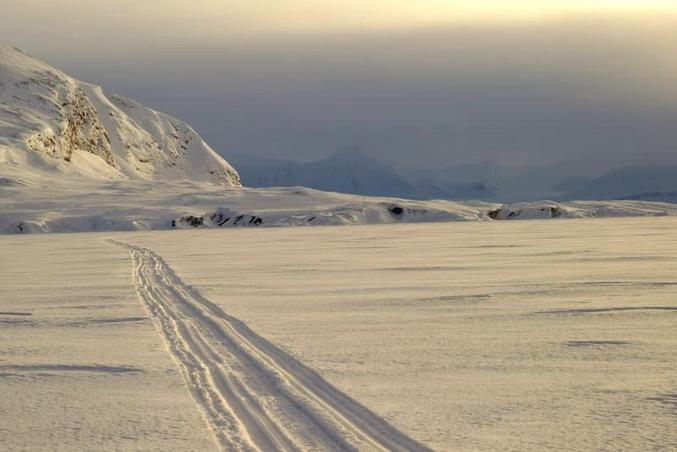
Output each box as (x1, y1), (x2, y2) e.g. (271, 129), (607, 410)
(5, 0), (677, 40)
(180, 0), (677, 31)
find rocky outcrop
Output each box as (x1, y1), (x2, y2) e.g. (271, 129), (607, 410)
(25, 88), (116, 167)
(488, 202), (564, 220)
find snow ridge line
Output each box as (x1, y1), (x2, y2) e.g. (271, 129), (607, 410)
(108, 239), (431, 452)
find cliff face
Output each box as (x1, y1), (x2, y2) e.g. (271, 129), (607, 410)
(0, 46), (240, 186)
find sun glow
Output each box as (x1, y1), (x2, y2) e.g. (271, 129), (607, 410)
(137, 0), (677, 39)
(210, 0), (677, 30)
(4, 0), (677, 50)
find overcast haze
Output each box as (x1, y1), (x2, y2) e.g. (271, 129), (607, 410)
(3, 1), (677, 174)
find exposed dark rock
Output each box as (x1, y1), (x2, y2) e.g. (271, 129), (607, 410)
(389, 205), (404, 216)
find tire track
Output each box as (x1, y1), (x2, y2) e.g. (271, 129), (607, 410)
(108, 239), (430, 452)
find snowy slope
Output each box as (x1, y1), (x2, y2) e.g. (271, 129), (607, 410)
(0, 46), (240, 186)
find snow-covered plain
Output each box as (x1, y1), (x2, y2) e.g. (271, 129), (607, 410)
(5, 168), (677, 234)
(2, 218), (676, 451)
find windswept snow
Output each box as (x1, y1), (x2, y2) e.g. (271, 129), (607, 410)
(0, 234), (216, 451)
(120, 219), (677, 451)
(2, 219), (676, 450)
(110, 239), (428, 451)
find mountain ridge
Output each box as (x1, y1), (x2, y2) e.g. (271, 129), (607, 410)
(0, 46), (240, 186)
(567, 164), (677, 202)
(230, 150), (499, 200)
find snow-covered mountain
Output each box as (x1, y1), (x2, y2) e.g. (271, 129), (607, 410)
(0, 46), (240, 186)
(411, 177), (497, 201)
(567, 165), (677, 203)
(411, 161), (582, 202)
(231, 149), (421, 198)
(231, 150), (499, 200)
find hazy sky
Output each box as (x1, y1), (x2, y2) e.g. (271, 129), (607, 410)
(3, 1), (677, 173)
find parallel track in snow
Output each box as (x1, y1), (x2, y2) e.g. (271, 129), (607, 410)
(108, 239), (430, 452)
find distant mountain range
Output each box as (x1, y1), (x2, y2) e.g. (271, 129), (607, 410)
(230, 150), (420, 199)
(231, 152), (580, 202)
(568, 165), (677, 203)
(409, 161), (579, 202)
(232, 152), (677, 204)
(230, 151), (499, 201)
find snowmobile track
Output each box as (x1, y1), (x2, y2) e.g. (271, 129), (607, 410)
(108, 239), (430, 452)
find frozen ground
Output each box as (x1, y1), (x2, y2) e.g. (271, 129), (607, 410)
(1, 218), (676, 450)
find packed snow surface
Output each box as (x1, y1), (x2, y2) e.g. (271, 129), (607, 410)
(1, 218), (676, 450)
